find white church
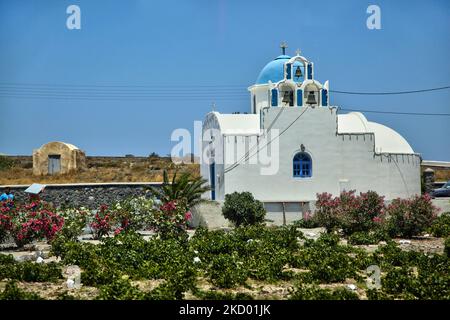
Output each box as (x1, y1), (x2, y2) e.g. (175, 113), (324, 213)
(200, 45), (420, 217)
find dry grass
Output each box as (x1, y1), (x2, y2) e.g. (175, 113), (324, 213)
(0, 156), (200, 185)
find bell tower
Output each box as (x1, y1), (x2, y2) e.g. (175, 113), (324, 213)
(249, 44), (330, 114)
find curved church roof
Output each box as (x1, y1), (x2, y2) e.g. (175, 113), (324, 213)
(256, 55), (304, 85)
(208, 112), (260, 135)
(337, 112), (414, 154)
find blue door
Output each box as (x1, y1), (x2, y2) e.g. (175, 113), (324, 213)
(210, 162), (215, 200)
(48, 155), (61, 175)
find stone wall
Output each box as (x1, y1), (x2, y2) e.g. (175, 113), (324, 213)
(4, 183), (160, 209)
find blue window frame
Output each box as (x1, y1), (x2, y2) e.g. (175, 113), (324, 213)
(293, 152), (312, 178)
(286, 63), (292, 80)
(321, 89), (328, 106)
(271, 89), (278, 106)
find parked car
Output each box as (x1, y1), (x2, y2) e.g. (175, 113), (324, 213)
(431, 180), (450, 198)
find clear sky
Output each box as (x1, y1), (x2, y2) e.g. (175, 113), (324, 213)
(0, 0), (449, 160)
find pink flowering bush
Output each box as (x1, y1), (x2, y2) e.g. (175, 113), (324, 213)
(90, 204), (114, 239)
(2, 201), (64, 247)
(315, 190), (385, 235)
(385, 194), (438, 238)
(150, 200), (191, 240)
(0, 200), (13, 243)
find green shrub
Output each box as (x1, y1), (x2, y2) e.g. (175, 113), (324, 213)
(348, 229), (390, 245)
(445, 237), (450, 258)
(96, 278), (145, 300)
(289, 284), (359, 300)
(429, 212), (450, 238)
(208, 254), (247, 288)
(57, 207), (89, 240)
(0, 281), (42, 300)
(294, 234), (359, 283)
(0, 255), (62, 282)
(222, 192), (266, 227)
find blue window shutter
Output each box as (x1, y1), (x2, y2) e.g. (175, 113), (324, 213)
(296, 89), (303, 106)
(307, 63), (313, 80)
(322, 89), (328, 106)
(271, 89), (278, 106)
(286, 63), (292, 80)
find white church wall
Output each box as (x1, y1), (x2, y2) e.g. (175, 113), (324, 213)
(221, 107), (420, 203)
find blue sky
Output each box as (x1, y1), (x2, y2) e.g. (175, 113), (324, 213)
(0, 0), (449, 160)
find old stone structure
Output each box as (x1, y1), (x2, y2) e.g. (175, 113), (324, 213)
(33, 142), (86, 175)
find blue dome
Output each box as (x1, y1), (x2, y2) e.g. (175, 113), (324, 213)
(256, 55), (304, 84)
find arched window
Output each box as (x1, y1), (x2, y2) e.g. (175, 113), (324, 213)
(293, 152), (312, 178)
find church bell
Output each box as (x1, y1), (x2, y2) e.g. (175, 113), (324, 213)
(282, 92), (289, 103)
(306, 91), (317, 105)
(295, 66), (302, 78)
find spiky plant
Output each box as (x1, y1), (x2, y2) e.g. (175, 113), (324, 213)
(148, 170), (211, 209)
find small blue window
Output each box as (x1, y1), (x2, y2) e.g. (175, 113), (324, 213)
(293, 152), (312, 178)
(271, 89), (278, 106)
(322, 89), (328, 106)
(296, 89), (303, 106)
(286, 63), (292, 80)
(307, 63), (313, 80)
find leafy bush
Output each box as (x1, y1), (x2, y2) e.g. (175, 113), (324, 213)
(208, 254), (247, 288)
(292, 211), (320, 228)
(289, 284), (359, 300)
(314, 191), (385, 235)
(293, 233), (360, 283)
(386, 194), (438, 238)
(150, 200), (190, 241)
(57, 207), (89, 240)
(445, 237), (450, 258)
(112, 196), (154, 232)
(96, 277), (145, 300)
(0, 255), (62, 282)
(429, 212), (450, 238)
(222, 192), (266, 227)
(348, 230), (390, 245)
(0, 281), (42, 300)
(90, 205), (114, 239)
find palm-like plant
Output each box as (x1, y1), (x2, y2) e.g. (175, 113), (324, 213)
(149, 170), (211, 209)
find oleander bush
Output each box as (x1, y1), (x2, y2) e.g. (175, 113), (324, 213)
(314, 190), (385, 236)
(385, 194), (438, 238)
(0, 200), (64, 247)
(222, 192), (266, 227)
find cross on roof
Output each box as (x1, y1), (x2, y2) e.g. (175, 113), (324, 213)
(280, 41), (288, 55)
(295, 48), (301, 56)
